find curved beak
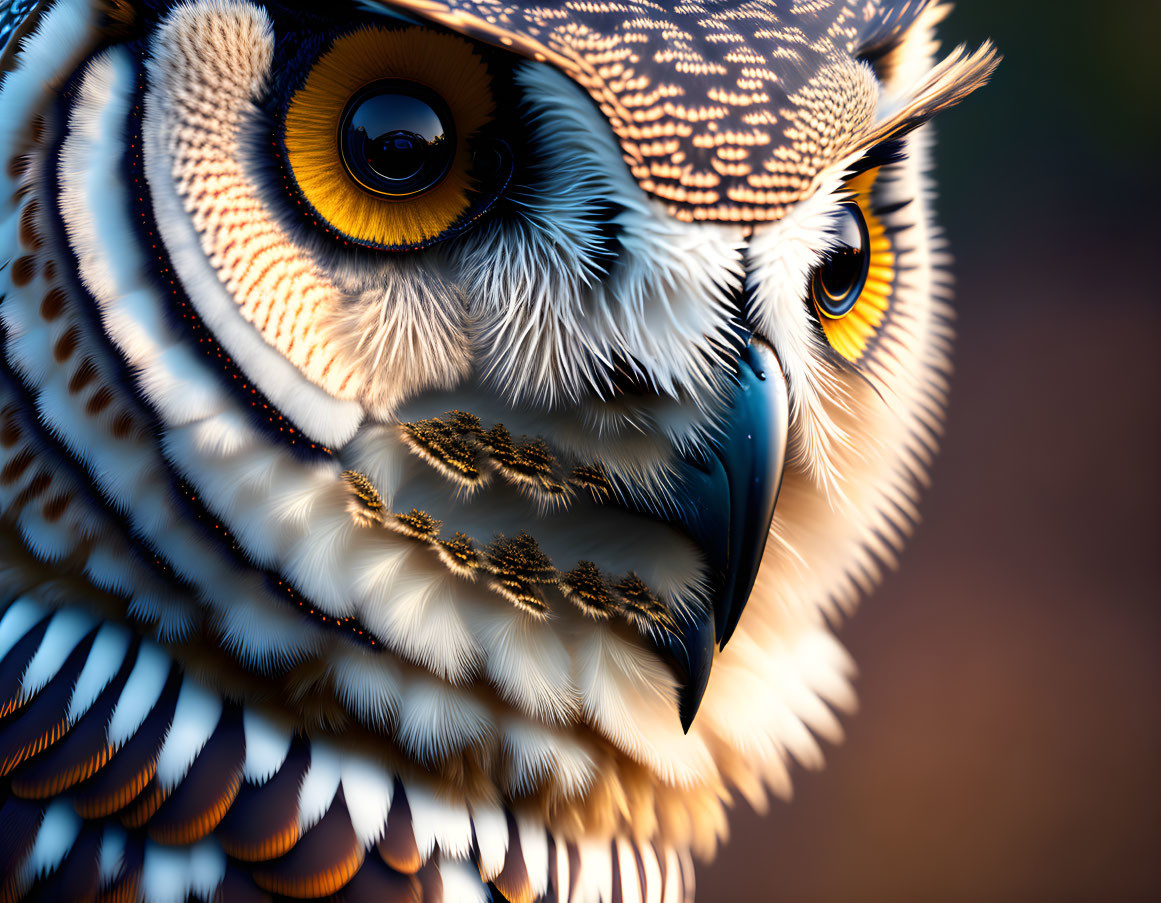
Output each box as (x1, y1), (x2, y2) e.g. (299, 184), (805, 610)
(651, 338), (789, 731)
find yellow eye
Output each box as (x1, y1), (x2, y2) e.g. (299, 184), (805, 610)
(812, 168), (896, 362)
(283, 26), (494, 248)
(812, 201), (870, 319)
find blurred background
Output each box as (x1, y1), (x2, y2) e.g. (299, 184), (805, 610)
(703, 2), (1161, 900)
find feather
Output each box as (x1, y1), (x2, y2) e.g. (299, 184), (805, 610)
(297, 740), (343, 833)
(327, 644), (402, 731)
(21, 798), (80, 883)
(71, 674), (178, 820)
(469, 802), (508, 882)
(253, 790), (364, 898)
(0, 596), (43, 665)
(616, 837), (646, 903)
(660, 848), (683, 903)
(213, 866), (272, 903)
(29, 823), (101, 901)
(141, 842), (192, 903)
(515, 816), (550, 899)
(94, 824), (127, 891)
(0, 797), (43, 887)
(0, 0), (96, 205)
(552, 839), (573, 903)
(0, 613), (49, 720)
(154, 677), (223, 792)
(187, 838), (228, 901)
(66, 621), (131, 724)
(0, 626), (93, 776)
(148, 712), (244, 845)
(394, 675), (493, 765)
(145, 3), (365, 445)
(9, 649), (133, 799)
(500, 716), (595, 799)
(142, 838), (227, 903)
(105, 643), (172, 750)
(491, 812), (533, 903)
(377, 783), (423, 875)
(339, 853), (422, 903)
(241, 707), (292, 786)
(441, 857), (488, 903)
(862, 41), (1001, 151)
(575, 838), (614, 903)
(355, 555), (482, 684)
(638, 843), (663, 903)
(100, 831), (144, 902)
(470, 575), (573, 722)
(216, 740), (310, 862)
(340, 755), (395, 848)
(404, 779), (474, 861)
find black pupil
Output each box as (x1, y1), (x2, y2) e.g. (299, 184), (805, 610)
(339, 81), (455, 198)
(814, 203), (869, 318)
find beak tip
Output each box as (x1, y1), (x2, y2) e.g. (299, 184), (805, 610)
(665, 611), (716, 734)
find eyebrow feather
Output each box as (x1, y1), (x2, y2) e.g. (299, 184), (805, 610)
(856, 40), (1002, 153)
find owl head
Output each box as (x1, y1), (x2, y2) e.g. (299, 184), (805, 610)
(0, 0), (995, 899)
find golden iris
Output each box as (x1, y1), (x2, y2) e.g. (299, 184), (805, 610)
(812, 202), (870, 319)
(814, 168), (896, 362)
(284, 26), (494, 247)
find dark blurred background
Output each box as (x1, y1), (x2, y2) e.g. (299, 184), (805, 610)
(703, 2), (1161, 900)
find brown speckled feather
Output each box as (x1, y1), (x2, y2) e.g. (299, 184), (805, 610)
(371, 0), (992, 222)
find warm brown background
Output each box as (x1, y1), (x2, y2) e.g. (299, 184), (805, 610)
(702, 3), (1161, 900)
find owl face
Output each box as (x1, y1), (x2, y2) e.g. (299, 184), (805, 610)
(0, 1), (994, 899)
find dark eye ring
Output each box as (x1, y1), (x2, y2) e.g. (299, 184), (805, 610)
(811, 202), (871, 319)
(339, 79), (456, 199)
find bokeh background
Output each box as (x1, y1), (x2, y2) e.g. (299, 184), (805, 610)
(702, 2), (1161, 900)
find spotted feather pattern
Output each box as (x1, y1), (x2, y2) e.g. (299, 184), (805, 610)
(373, 0), (995, 222)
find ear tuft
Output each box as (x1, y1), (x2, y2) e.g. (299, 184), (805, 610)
(860, 40), (1001, 152)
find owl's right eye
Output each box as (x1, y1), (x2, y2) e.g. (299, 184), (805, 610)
(338, 80), (456, 199)
(283, 26), (497, 250)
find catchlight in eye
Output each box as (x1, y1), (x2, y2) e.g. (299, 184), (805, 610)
(811, 168), (896, 363)
(339, 81), (456, 198)
(812, 202), (870, 320)
(284, 26), (495, 248)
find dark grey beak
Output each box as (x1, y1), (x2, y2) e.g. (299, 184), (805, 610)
(649, 338), (789, 731)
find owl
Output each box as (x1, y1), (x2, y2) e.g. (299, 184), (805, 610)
(0, 0), (995, 900)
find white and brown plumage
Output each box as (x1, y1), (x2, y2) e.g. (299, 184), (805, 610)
(0, 0), (995, 900)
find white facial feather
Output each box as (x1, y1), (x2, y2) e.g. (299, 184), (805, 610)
(145, 3), (367, 445)
(500, 714), (597, 798)
(747, 180), (857, 493)
(454, 63), (745, 425)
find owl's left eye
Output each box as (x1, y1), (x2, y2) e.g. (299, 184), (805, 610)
(811, 202), (870, 319)
(808, 169), (896, 363)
